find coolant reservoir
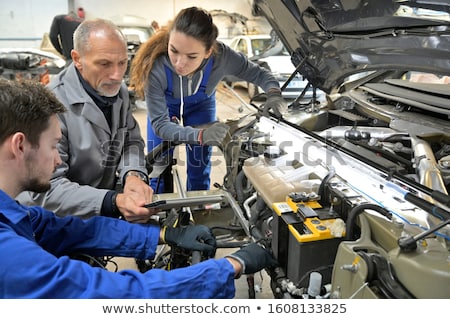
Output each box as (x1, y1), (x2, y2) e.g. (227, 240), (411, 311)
(242, 155), (322, 205)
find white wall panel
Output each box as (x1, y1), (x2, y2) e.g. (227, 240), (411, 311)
(0, 0), (67, 48)
(0, 0), (271, 49)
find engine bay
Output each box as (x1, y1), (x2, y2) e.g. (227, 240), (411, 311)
(216, 76), (450, 298)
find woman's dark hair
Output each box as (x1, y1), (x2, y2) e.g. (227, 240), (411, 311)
(172, 7), (218, 52)
(131, 7), (218, 99)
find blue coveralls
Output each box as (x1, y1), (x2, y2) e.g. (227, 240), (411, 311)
(147, 58), (216, 192)
(0, 190), (236, 298)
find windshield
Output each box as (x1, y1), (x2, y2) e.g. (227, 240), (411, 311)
(120, 26), (154, 43)
(396, 4), (450, 22)
(250, 38), (273, 56)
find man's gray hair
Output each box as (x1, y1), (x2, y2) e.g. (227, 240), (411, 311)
(73, 18), (127, 54)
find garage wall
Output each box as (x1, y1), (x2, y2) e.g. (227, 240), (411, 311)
(0, 0), (271, 49)
(0, 0), (68, 48)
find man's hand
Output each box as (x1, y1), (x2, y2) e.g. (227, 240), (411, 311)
(123, 174), (153, 203)
(226, 243), (278, 276)
(117, 176), (157, 223)
(162, 225), (217, 258)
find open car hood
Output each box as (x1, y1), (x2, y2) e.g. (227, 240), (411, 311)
(206, 0), (450, 300)
(254, 0), (450, 93)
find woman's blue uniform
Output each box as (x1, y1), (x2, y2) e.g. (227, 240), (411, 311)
(147, 59), (216, 192)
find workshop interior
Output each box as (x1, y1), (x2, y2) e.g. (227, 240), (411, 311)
(1, 0), (449, 299)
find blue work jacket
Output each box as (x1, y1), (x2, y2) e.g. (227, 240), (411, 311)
(0, 190), (236, 298)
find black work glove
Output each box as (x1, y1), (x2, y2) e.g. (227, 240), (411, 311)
(163, 225), (217, 258)
(227, 243), (278, 275)
(199, 122), (230, 146)
(263, 90), (285, 119)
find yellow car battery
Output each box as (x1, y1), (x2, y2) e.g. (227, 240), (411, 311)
(272, 197), (344, 287)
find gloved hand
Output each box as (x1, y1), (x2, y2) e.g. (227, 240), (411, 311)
(263, 90), (285, 119)
(227, 243), (278, 275)
(199, 122), (230, 146)
(163, 225), (217, 258)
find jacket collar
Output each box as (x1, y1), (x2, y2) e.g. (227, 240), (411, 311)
(0, 189), (30, 224)
(61, 64), (124, 134)
(75, 68), (118, 107)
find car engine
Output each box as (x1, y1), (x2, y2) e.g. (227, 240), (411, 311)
(219, 78), (450, 298)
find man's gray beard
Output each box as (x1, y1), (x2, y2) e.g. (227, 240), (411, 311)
(98, 85), (121, 97)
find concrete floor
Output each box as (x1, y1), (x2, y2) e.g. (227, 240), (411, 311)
(112, 83), (274, 299)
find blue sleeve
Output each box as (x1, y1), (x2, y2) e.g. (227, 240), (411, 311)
(140, 258), (236, 298)
(29, 207), (160, 259)
(0, 216), (236, 298)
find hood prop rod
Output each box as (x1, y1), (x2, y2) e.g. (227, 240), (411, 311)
(281, 55), (307, 92)
(284, 56), (319, 110)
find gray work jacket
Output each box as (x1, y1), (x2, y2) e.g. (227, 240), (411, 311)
(17, 63), (147, 218)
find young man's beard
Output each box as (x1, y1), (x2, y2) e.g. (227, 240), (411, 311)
(24, 177), (51, 194)
(24, 152), (52, 194)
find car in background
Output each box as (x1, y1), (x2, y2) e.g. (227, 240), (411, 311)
(111, 15), (155, 109)
(226, 34), (324, 101)
(111, 14), (155, 45)
(0, 48), (65, 84)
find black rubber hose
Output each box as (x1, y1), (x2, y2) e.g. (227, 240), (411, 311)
(248, 197), (269, 240)
(345, 203), (392, 240)
(235, 169), (250, 207)
(318, 167), (335, 206)
(404, 192), (450, 221)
